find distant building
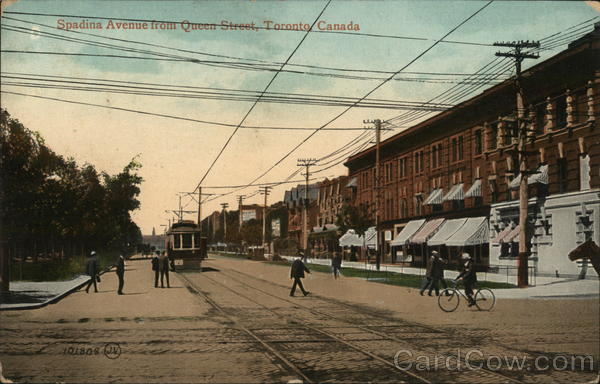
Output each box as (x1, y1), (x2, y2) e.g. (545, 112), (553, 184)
(284, 183), (319, 249)
(142, 233), (166, 251)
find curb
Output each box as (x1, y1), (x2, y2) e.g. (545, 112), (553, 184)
(0, 263), (118, 311)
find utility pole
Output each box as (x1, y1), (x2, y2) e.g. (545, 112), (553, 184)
(364, 119), (382, 270)
(237, 195), (245, 233)
(495, 40), (540, 288)
(198, 186), (202, 231)
(259, 187), (272, 250)
(297, 158), (317, 257)
(220, 203), (229, 244)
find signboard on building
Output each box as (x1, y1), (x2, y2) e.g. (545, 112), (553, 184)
(271, 218), (281, 237)
(242, 210), (257, 222)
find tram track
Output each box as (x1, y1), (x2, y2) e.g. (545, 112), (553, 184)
(199, 266), (525, 384)
(178, 272), (315, 384)
(178, 272), (425, 383)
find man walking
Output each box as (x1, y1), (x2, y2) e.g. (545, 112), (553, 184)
(116, 254), (125, 295)
(85, 251), (99, 294)
(425, 251), (447, 296)
(332, 252), (342, 279)
(419, 251), (437, 296)
(151, 251), (160, 288)
(290, 256), (310, 297)
(159, 251), (170, 288)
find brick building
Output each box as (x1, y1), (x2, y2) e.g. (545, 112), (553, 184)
(308, 176), (354, 255)
(283, 184), (319, 249)
(344, 26), (600, 276)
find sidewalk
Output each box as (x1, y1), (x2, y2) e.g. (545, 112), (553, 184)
(281, 255), (600, 299)
(2, 256), (123, 311)
(0, 275), (90, 310)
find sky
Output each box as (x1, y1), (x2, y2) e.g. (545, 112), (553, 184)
(1, 0), (598, 235)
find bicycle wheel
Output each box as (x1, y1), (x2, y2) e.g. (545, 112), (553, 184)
(474, 288), (495, 311)
(438, 289), (460, 312)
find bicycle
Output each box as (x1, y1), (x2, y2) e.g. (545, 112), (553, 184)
(437, 280), (495, 312)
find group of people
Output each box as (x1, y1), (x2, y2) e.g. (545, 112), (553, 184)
(420, 250), (477, 306)
(151, 250), (171, 288)
(84, 251), (126, 295)
(290, 249), (478, 306)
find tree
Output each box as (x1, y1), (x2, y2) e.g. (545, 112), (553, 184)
(336, 203), (374, 238)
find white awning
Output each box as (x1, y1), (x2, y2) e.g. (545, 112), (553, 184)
(465, 179), (482, 198)
(346, 177), (358, 188)
(390, 219), (426, 246)
(443, 184), (464, 201)
(529, 164), (549, 185)
(423, 189), (443, 205)
(492, 225), (513, 245)
(338, 229), (363, 247)
(510, 165), (549, 189)
(445, 216), (489, 246)
(410, 218), (445, 244)
(428, 218), (468, 246)
(509, 174), (521, 189)
(365, 226), (377, 248)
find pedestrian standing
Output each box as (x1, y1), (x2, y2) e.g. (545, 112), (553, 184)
(151, 251), (160, 288)
(431, 252), (449, 295)
(116, 254), (125, 295)
(419, 251), (436, 296)
(84, 251), (99, 293)
(332, 252), (342, 279)
(159, 251), (170, 288)
(425, 251), (447, 296)
(290, 256), (311, 297)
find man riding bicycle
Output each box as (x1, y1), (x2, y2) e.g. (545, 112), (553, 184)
(454, 252), (477, 307)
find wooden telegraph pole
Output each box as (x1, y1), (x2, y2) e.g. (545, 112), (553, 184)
(364, 119), (382, 270)
(297, 158), (317, 256)
(237, 195), (245, 233)
(495, 40), (540, 287)
(259, 187), (272, 250)
(220, 203), (229, 244)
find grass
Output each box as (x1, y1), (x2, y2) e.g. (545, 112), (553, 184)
(9, 250), (122, 282)
(264, 260), (516, 289)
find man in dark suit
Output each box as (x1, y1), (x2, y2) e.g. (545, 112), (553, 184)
(455, 252), (477, 306)
(290, 257), (311, 296)
(151, 251), (160, 288)
(419, 251), (437, 296)
(85, 251), (99, 293)
(332, 252), (342, 279)
(116, 254), (125, 295)
(159, 251), (170, 288)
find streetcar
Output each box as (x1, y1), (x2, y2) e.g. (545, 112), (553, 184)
(165, 220), (207, 270)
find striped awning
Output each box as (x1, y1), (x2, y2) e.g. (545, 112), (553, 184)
(529, 164), (549, 185)
(503, 225), (520, 243)
(509, 174), (522, 189)
(410, 218), (445, 244)
(390, 219), (426, 246)
(510, 165), (549, 189)
(428, 218), (468, 246)
(365, 226), (377, 249)
(492, 225), (513, 244)
(423, 188), (444, 205)
(446, 217), (489, 246)
(465, 179), (482, 198)
(443, 184), (464, 201)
